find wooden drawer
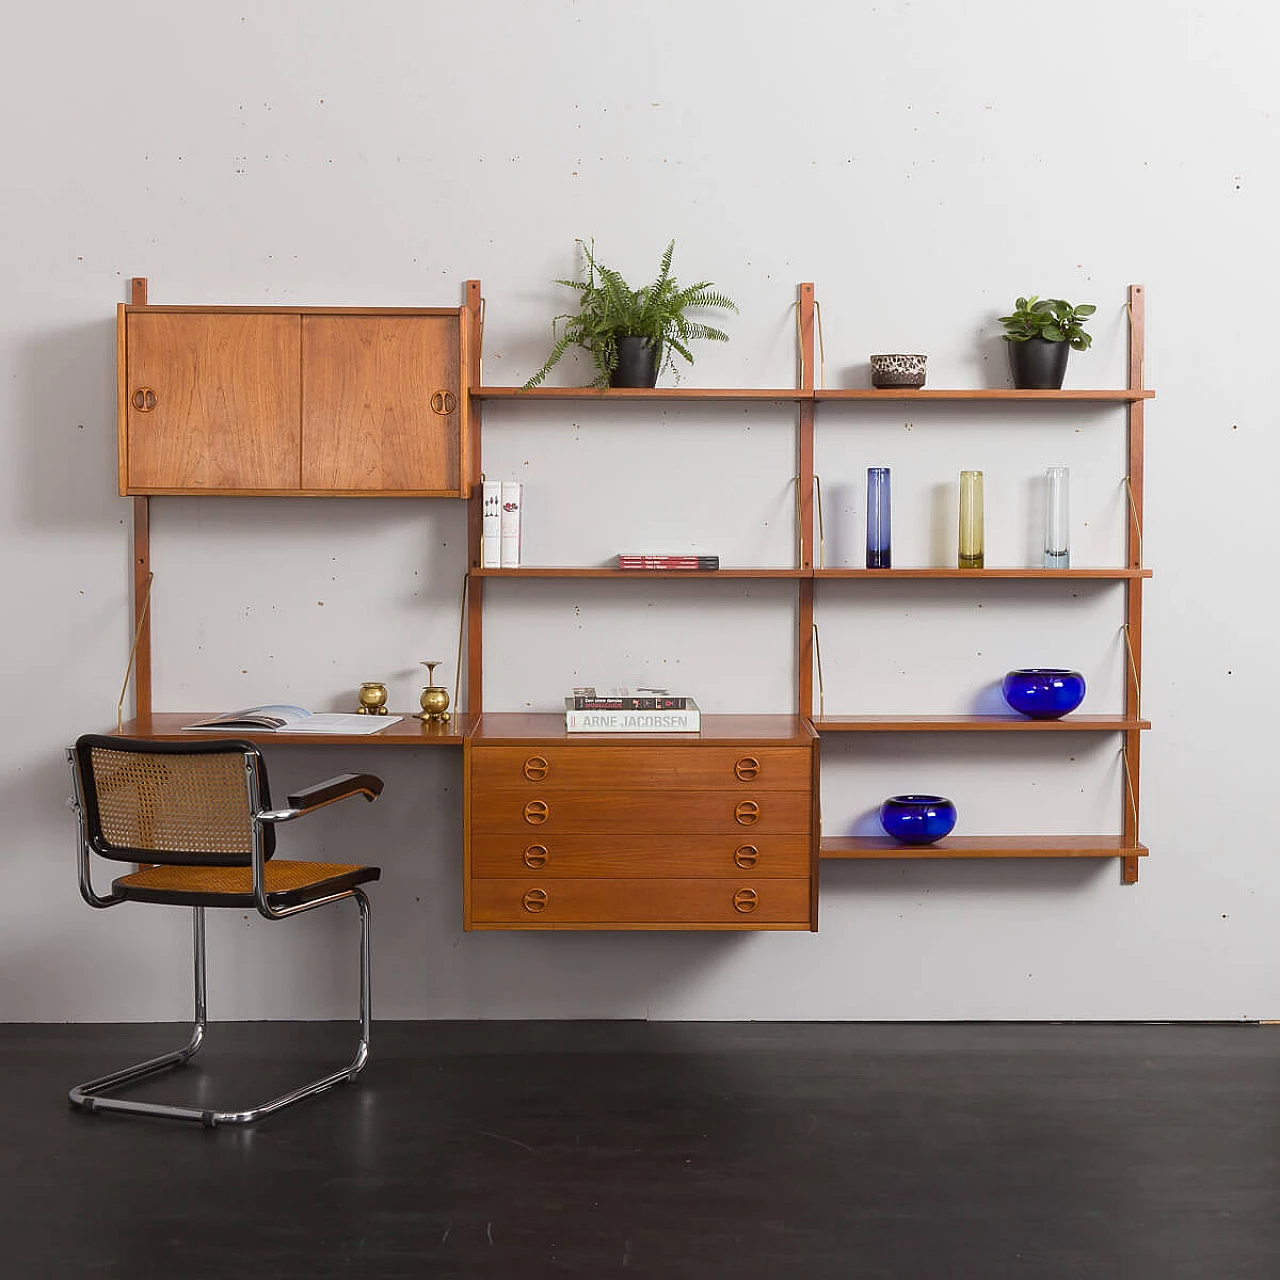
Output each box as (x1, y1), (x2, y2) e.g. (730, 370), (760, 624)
(469, 745), (811, 791)
(469, 789), (812, 835)
(468, 877), (812, 929)
(470, 832), (811, 878)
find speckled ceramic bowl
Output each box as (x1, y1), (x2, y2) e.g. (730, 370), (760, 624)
(870, 353), (927, 389)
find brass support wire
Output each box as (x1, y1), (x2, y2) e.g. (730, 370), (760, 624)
(454, 571), (469, 714)
(1121, 744), (1139, 831)
(1121, 623), (1141, 718)
(812, 623), (825, 719)
(814, 299), (825, 389)
(792, 475), (804, 568)
(1122, 476), (1144, 566)
(794, 301), (804, 389)
(117, 572), (154, 733)
(814, 474), (825, 569)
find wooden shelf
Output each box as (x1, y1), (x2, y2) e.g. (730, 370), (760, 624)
(471, 712), (817, 745)
(815, 388), (1154, 403)
(821, 835), (1149, 860)
(814, 567), (1151, 580)
(471, 386), (805, 402)
(114, 712), (474, 746)
(471, 566), (806, 579)
(811, 715), (1150, 733)
(472, 386), (1154, 404)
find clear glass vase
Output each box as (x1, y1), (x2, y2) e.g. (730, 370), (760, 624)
(1044, 467), (1070, 569)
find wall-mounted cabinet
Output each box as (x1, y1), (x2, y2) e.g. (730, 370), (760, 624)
(118, 307), (468, 496)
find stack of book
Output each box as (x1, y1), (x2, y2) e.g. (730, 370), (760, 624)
(564, 688), (700, 733)
(617, 554), (719, 571)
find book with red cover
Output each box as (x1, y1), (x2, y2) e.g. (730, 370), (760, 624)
(617, 554), (719, 570)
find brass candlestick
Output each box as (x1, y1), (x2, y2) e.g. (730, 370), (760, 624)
(418, 660), (451, 723)
(357, 682), (389, 715)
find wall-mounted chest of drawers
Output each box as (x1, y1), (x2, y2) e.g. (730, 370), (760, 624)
(464, 714), (819, 930)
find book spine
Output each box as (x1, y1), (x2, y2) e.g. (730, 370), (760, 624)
(617, 555), (719, 570)
(482, 480), (502, 568)
(565, 709), (701, 733)
(500, 481), (522, 568)
(571, 696), (689, 710)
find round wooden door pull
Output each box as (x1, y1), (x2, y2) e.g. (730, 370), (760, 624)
(430, 390), (457, 416)
(733, 888), (759, 913)
(734, 800), (760, 825)
(131, 387), (157, 412)
(523, 755), (549, 781)
(522, 888), (548, 913)
(734, 756), (761, 781)
(523, 800), (549, 825)
(523, 844), (549, 869)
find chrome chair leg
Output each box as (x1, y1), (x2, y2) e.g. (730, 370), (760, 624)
(69, 893), (372, 1127)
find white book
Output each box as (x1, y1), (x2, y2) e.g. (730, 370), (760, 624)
(564, 700), (701, 733)
(500, 481), (522, 567)
(481, 480), (502, 569)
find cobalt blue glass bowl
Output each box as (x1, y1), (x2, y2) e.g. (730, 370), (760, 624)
(878, 794), (957, 845)
(1002, 668), (1086, 719)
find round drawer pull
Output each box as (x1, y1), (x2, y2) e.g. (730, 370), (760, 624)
(522, 755), (549, 781)
(522, 800), (549, 825)
(430, 389), (457, 416)
(734, 800), (760, 826)
(734, 755), (761, 781)
(734, 844), (759, 869)
(732, 888), (759, 914)
(131, 387), (158, 412)
(523, 844), (549, 869)
(522, 888), (549, 913)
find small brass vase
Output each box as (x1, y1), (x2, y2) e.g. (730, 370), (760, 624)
(418, 660), (451, 723)
(357, 682), (389, 715)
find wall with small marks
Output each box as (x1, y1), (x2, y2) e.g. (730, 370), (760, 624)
(1, 0), (1273, 1020)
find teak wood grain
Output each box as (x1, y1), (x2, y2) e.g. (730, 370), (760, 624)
(301, 314), (462, 494)
(124, 312), (301, 492)
(467, 877), (812, 928)
(468, 789), (813, 836)
(469, 745), (811, 791)
(821, 835), (1150, 859)
(469, 832), (812, 878)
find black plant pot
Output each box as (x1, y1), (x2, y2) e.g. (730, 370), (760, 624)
(1008, 338), (1070, 390)
(612, 336), (660, 388)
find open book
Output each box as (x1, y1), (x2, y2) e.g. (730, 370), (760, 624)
(182, 705), (403, 734)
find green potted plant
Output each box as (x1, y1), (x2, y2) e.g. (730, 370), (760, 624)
(524, 239), (737, 389)
(998, 295), (1096, 389)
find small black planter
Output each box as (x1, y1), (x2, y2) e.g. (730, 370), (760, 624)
(611, 336), (660, 388)
(1007, 337), (1070, 390)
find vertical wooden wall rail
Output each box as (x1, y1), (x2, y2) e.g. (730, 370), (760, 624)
(464, 280), (484, 716)
(127, 277), (152, 720)
(796, 284), (816, 720)
(1122, 283), (1146, 885)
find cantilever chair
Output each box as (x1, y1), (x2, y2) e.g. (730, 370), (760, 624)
(66, 734), (383, 1127)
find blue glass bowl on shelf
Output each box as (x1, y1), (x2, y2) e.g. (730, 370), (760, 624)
(1001, 668), (1086, 719)
(878, 794), (957, 845)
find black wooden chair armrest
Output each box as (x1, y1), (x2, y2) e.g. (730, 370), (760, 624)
(259, 773), (383, 823)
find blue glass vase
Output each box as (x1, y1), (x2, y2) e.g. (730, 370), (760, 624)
(879, 794), (957, 845)
(1002, 669), (1086, 719)
(866, 467), (891, 569)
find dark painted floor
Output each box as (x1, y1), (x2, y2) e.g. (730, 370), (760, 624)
(1, 1020), (1277, 1278)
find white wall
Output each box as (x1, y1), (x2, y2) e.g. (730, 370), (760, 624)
(2, 0), (1272, 1021)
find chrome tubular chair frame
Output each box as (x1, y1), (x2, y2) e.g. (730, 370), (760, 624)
(66, 737), (381, 1128)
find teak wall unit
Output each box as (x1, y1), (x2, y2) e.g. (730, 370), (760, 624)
(116, 277), (1152, 934)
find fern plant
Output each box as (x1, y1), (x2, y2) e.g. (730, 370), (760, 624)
(525, 239), (737, 389)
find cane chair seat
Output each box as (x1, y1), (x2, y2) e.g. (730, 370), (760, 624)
(114, 860), (381, 909)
